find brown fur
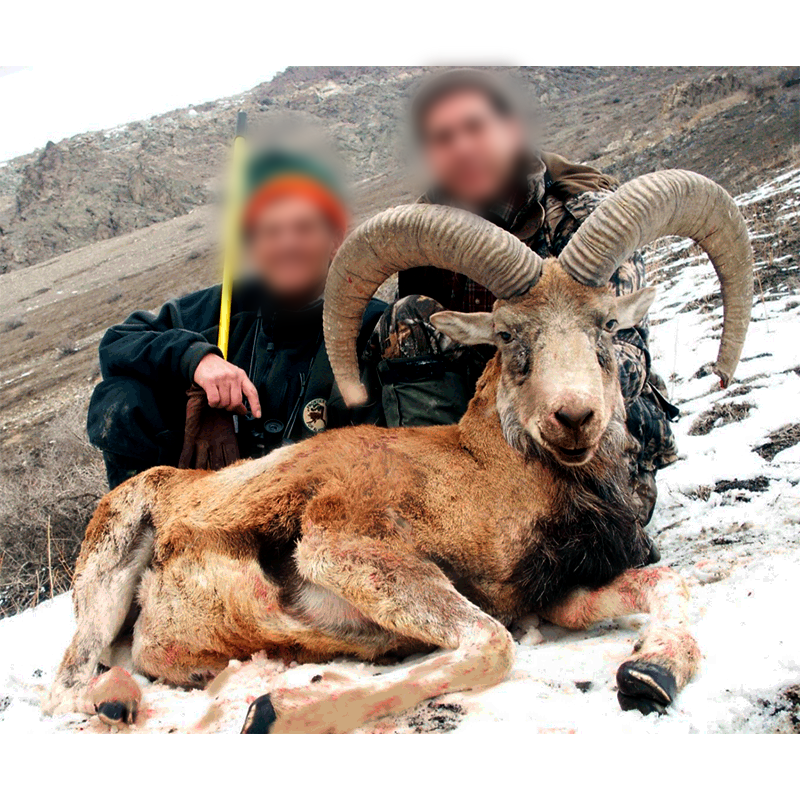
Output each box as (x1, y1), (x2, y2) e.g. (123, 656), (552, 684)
(44, 262), (698, 732)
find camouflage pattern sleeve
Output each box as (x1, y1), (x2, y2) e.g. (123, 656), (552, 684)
(563, 190), (650, 403)
(614, 326), (649, 401)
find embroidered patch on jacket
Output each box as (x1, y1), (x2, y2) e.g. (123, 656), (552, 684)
(303, 398), (327, 432)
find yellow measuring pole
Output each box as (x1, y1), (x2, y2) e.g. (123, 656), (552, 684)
(217, 111), (247, 359)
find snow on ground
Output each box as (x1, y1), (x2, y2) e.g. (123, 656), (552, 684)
(0, 168), (798, 734)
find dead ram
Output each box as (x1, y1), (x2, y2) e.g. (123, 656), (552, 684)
(44, 171), (752, 732)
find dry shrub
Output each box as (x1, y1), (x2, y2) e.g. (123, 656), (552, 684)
(55, 340), (80, 359)
(0, 404), (105, 617)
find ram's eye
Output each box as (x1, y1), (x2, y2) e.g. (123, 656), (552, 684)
(604, 318), (618, 332)
(497, 330), (513, 343)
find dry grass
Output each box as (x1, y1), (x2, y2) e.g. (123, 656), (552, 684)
(688, 401), (755, 437)
(754, 423), (800, 462)
(0, 403), (105, 617)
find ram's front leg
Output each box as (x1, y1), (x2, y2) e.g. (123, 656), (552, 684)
(543, 566), (700, 714)
(242, 516), (515, 734)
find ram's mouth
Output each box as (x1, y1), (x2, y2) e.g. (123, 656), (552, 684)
(551, 444), (593, 466)
(526, 421), (597, 467)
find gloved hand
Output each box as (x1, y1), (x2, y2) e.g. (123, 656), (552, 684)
(178, 384), (241, 470)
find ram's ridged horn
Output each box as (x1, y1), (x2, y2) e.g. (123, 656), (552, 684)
(324, 204), (544, 405)
(559, 169), (753, 387)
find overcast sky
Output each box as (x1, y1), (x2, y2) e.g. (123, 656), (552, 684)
(0, 65), (286, 163)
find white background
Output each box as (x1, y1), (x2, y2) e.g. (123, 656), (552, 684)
(0, 0), (799, 64)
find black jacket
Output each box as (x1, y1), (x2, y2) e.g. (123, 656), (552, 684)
(89, 277), (386, 462)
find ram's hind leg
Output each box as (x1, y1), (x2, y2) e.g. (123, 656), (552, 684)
(242, 522), (515, 734)
(543, 566), (700, 714)
(42, 470), (170, 719)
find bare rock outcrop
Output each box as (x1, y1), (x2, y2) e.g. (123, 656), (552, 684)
(660, 73), (743, 114)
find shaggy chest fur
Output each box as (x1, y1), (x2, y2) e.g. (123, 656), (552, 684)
(509, 461), (651, 613)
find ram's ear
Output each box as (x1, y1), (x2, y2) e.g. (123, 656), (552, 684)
(430, 311), (494, 346)
(614, 286), (657, 329)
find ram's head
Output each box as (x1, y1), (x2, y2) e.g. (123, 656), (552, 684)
(324, 171), (753, 468)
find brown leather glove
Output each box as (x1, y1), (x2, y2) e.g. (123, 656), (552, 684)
(178, 384), (241, 470)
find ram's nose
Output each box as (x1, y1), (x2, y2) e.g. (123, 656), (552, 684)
(552, 405), (594, 433)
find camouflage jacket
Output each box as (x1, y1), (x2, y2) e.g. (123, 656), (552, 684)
(398, 155), (650, 401)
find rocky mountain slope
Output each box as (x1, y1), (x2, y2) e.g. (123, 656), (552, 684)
(1, 66), (798, 272)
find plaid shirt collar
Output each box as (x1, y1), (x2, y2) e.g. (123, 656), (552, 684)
(414, 155), (552, 314)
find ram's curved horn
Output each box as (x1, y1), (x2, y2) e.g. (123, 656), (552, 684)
(559, 169), (753, 387)
(324, 204), (544, 405)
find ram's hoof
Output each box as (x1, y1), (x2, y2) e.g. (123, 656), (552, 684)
(616, 661), (676, 716)
(241, 694), (277, 734)
(90, 666), (141, 726)
(96, 701), (136, 726)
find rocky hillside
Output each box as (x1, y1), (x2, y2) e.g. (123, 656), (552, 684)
(1, 66), (798, 272)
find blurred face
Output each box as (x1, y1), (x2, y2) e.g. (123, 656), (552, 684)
(246, 195), (341, 303)
(421, 89), (525, 210)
